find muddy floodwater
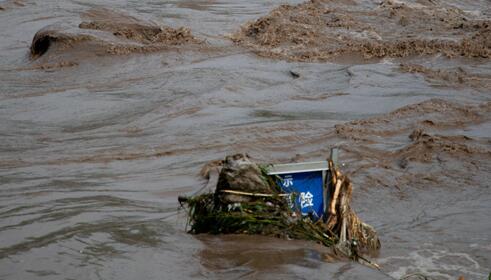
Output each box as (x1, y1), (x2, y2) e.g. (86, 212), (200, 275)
(0, 0), (490, 279)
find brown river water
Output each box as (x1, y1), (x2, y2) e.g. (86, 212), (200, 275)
(0, 0), (490, 279)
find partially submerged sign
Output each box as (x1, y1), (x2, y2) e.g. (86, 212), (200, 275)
(179, 152), (380, 266)
(268, 161), (329, 220)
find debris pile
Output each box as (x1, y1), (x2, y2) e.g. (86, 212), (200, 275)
(179, 153), (380, 261)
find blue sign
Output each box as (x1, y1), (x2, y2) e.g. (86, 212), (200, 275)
(277, 171), (325, 220)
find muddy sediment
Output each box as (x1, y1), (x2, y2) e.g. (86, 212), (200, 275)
(335, 99), (487, 140)
(2, 0), (491, 279)
(230, 0), (491, 61)
(399, 64), (491, 91)
(0, 0), (25, 11)
(30, 8), (202, 59)
(335, 98), (491, 161)
(334, 99), (491, 192)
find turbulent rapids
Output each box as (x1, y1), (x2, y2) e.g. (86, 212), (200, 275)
(230, 0), (490, 61)
(29, 8), (204, 65)
(0, 0), (490, 279)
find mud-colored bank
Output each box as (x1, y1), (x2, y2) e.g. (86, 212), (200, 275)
(0, 0), (490, 279)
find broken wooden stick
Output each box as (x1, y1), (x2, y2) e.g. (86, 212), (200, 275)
(220, 189), (289, 197)
(329, 176), (343, 215)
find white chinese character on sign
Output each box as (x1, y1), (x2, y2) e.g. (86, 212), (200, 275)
(286, 193), (294, 209)
(282, 177), (293, 188)
(300, 192), (314, 209)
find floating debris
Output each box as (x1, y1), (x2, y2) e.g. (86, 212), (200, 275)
(179, 151), (380, 266)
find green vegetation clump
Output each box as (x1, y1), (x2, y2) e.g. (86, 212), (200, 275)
(185, 191), (335, 247)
